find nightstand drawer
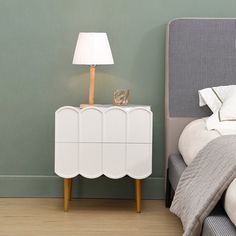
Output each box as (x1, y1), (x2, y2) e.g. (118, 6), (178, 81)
(55, 107), (79, 143)
(80, 108), (103, 142)
(79, 143), (102, 178)
(103, 108), (126, 143)
(127, 144), (152, 178)
(103, 144), (126, 178)
(55, 143), (79, 178)
(127, 108), (152, 143)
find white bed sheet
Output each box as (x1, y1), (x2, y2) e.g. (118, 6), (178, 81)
(178, 118), (236, 226)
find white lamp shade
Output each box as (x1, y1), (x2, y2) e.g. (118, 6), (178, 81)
(73, 32), (114, 65)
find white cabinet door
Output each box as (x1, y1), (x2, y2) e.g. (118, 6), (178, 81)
(127, 108), (152, 143)
(55, 107), (79, 143)
(127, 144), (152, 178)
(103, 144), (126, 178)
(79, 143), (102, 178)
(103, 108), (126, 143)
(80, 108), (103, 142)
(55, 143), (79, 178)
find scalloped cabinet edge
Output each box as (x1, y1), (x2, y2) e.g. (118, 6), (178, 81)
(55, 106), (153, 179)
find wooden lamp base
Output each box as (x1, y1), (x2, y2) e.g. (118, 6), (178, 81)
(89, 65), (95, 105)
(80, 65), (95, 109)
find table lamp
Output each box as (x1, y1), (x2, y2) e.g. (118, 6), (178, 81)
(73, 32), (114, 106)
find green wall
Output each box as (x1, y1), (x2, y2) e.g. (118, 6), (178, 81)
(0, 0), (235, 198)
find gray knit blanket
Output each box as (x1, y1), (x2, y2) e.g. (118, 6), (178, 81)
(170, 135), (236, 236)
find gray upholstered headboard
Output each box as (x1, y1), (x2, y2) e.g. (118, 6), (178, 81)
(165, 18), (236, 167)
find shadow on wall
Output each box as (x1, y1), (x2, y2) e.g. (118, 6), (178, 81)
(131, 24), (166, 178)
(67, 67), (132, 105)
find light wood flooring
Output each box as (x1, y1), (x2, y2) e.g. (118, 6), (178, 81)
(0, 199), (183, 236)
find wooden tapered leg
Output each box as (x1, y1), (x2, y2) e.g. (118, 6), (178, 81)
(64, 178), (70, 211)
(69, 178), (73, 201)
(135, 179), (142, 213)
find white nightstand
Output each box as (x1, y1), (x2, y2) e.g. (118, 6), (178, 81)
(55, 105), (153, 212)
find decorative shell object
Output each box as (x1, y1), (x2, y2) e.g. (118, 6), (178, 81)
(113, 89), (129, 106)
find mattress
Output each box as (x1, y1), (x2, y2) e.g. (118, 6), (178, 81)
(178, 118), (236, 228)
(168, 154), (236, 236)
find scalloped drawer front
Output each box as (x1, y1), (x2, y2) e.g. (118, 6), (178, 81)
(55, 108), (79, 142)
(127, 144), (152, 178)
(103, 109), (126, 142)
(79, 143), (102, 178)
(103, 144), (126, 178)
(55, 143), (79, 178)
(127, 109), (152, 143)
(80, 109), (103, 142)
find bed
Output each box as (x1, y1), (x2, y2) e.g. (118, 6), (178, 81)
(165, 18), (236, 235)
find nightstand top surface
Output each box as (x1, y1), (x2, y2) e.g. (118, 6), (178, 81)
(85, 104), (151, 110)
(57, 104), (151, 112)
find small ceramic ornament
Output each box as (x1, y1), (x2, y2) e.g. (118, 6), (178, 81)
(113, 89), (129, 106)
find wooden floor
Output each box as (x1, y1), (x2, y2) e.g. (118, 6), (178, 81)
(0, 199), (183, 236)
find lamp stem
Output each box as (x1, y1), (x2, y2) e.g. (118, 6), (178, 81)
(89, 65), (95, 105)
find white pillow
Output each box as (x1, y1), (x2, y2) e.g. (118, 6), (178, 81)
(219, 93), (236, 121)
(199, 85), (236, 113)
(206, 92), (236, 135)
